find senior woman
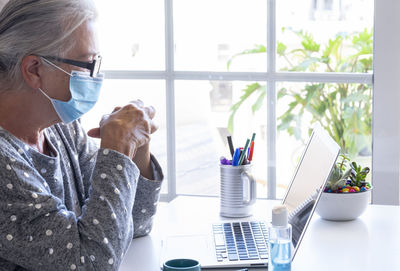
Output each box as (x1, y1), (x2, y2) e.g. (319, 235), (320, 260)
(0, 0), (164, 270)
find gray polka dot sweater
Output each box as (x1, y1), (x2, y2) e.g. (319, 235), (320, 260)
(0, 121), (164, 271)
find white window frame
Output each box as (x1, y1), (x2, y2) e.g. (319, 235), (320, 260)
(372, 0), (400, 205)
(103, 0), (399, 204)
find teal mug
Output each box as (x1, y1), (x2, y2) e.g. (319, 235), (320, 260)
(163, 259), (201, 271)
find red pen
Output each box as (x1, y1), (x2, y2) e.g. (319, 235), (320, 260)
(248, 141), (255, 161)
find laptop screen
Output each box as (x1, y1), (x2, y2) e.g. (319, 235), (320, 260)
(281, 125), (340, 257)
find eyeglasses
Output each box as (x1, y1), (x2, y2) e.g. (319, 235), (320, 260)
(40, 55), (102, 77)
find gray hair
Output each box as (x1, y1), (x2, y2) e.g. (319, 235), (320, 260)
(0, 0), (97, 90)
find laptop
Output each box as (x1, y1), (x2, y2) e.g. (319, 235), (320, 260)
(161, 125), (340, 269)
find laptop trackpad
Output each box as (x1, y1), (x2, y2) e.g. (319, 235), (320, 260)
(162, 234), (213, 263)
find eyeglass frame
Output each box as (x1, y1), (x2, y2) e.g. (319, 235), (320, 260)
(38, 55), (102, 77)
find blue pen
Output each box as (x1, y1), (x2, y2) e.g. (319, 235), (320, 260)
(232, 148), (240, 166)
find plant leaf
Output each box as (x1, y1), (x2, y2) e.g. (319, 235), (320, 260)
(227, 44), (266, 70)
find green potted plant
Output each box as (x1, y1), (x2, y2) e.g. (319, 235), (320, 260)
(227, 28), (373, 159)
(316, 154), (372, 221)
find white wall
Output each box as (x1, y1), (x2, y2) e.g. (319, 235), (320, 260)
(373, 0), (400, 205)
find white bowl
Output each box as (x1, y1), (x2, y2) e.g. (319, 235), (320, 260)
(316, 188), (372, 221)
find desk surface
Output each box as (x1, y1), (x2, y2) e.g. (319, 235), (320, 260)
(120, 196), (400, 271)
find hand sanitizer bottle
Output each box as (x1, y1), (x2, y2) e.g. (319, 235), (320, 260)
(268, 205), (292, 271)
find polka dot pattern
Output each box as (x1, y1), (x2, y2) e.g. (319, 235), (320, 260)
(0, 122), (164, 268)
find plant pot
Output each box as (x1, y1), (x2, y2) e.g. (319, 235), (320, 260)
(316, 188), (372, 221)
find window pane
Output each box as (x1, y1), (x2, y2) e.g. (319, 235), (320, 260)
(276, 82), (372, 198)
(174, 0), (267, 72)
(81, 80), (168, 193)
(276, 0), (373, 73)
(175, 80), (268, 197)
(96, 0), (165, 70)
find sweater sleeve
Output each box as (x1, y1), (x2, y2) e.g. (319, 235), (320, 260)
(70, 122), (164, 239)
(132, 154), (164, 238)
(0, 145), (139, 271)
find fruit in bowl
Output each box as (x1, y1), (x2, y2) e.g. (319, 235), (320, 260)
(316, 155), (372, 221)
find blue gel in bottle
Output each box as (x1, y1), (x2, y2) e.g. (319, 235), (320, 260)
(269, 205), (292, 271)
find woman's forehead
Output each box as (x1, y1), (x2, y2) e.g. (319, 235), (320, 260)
(69, 21), (99, 60)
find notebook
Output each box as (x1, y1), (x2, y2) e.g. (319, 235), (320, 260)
(161, 125), (340, 269)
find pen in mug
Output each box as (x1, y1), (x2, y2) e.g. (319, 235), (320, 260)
(251, 132), (256, 142)
(227, 135), (235, 158)
(247, 132), (256, 162)
(248, 141), (255, 161)
(232, 148), (241, 166)
(238, 139), (250, 165)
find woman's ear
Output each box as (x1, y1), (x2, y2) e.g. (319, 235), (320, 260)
(20, 55), (43, 89)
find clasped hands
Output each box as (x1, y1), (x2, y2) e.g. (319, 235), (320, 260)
(87, 100), (158, 160)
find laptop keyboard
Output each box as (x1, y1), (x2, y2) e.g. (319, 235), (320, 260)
(212, 221), (269, 262)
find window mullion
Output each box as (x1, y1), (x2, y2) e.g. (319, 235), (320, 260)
(267, 0), (277, 199)
(165, 0), (177, 201)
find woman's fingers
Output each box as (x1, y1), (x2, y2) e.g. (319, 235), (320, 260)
(87, 127), (101, 138)
(112, 106), (122, 113)
(99, 113), (110, 127)
(144, 105), (156, 119)
(150, 120), (158, 134)
(130, 99), (144, 108)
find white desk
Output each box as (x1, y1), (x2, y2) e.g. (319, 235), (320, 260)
(120, 196), (400, 271)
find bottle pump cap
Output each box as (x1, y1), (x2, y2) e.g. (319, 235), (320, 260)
(271, 205), (288, 227)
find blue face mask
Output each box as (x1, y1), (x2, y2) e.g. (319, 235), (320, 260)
(39, 59), (104, 124)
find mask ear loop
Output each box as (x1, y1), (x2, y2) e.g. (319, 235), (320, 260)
(41, 57), (72, 76)
(38, 87), (53, 101)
